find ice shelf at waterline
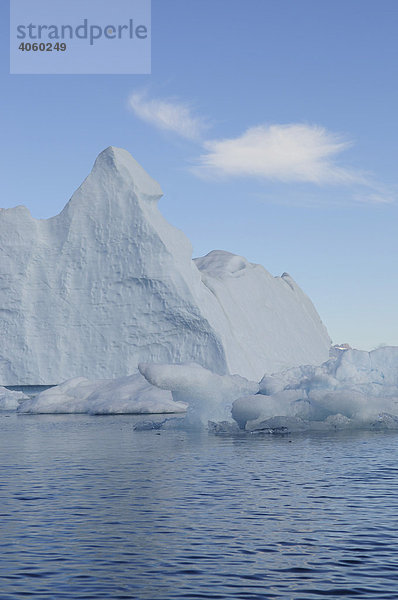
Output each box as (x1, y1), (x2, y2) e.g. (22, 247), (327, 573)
(10, 347), (398, 432)
(0, 146), (330, 385)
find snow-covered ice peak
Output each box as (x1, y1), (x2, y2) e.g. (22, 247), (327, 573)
(0, 147), (331, 384)
(91, 146), (163, 203)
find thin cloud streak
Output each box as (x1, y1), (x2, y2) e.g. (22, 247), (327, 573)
(353, 191), (395, 205)
(129, 92), (208, 141)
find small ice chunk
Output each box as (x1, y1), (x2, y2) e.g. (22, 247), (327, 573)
(246, 415), (308, 433)
(133, 419), (167, 431)
(139, 362), (259, 427)
(207, 420), (240, 434)
(369, 413), (398, 430)
(0, 386), (28, 411)
(324, 414), (352, 429)
(232, 390), (307, 430)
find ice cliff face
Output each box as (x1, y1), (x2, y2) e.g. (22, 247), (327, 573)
(194, 251), (330, 380)
(0, 147), (330, 384)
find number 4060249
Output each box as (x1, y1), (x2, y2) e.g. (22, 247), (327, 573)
(18, 42), (67, 51)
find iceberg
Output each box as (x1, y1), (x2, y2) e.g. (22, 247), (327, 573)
(16, 361), (257, 424)
(194, 250), (330, 379)
(14, 347), (398, 431)
(0, 147), (330, 385)
(18, 372), (187, 415)
(233, 347), (398, 431)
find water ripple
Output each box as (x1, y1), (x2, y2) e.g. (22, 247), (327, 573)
(1, 415), (398, 598)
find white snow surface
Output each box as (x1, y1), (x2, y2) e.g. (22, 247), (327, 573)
(18, 372), (187, 415)
(0, 386), (28, 410)
(0, 146), (330, 385)
(139, 362), (259, 426)
(232, 347), (398, 431)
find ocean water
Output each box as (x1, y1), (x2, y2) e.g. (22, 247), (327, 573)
(5, 385), (54, 397)
(1, 413), (398, 599)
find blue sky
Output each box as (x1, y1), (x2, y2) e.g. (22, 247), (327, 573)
(1, 0), (397, 350)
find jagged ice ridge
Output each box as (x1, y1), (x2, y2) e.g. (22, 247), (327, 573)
(0, 147), (330, 385)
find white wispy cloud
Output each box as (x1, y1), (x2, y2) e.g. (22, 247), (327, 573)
(194, 124), (366, 185)
(129, 92), (207, 141)
(127, 92), (394, 205)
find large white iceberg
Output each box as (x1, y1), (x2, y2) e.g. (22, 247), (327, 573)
(232, 347), (398, 431)
(0, 146), (330, 385)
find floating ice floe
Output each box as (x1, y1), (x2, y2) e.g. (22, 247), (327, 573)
(18, 373), (187, 415)
(13, 347), (398, 433)
(139, 362), (259, 427)
(232, 347), (398, 432)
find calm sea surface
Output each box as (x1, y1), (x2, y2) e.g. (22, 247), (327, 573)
(1, 412), (398, 599)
